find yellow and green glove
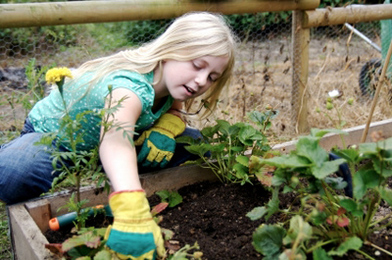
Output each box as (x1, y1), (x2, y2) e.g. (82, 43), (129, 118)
(105, 191), (165, 260)
(135, 113), (186, 168)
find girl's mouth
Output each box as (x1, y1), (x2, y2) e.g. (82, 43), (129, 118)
(184, 86), (195, 95)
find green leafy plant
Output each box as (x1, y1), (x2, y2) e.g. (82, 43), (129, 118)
(168, 242), (203, 260)
(156, 190), (183, 208)
(36, 68), (135, 231)
(178, 110), (276, 185)
(24, 58), (51, 107)
(248, 128), (392, 259)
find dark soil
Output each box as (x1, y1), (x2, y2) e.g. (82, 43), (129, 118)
(46, 181), (392, 259)
(149, 181), (272, 260)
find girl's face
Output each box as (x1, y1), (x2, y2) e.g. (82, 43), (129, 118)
(156, 55), (229, 102)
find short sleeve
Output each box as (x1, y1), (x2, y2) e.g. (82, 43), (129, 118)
(98, 71), (155, 114)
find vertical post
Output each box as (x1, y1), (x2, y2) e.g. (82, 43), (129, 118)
(291, 10), (310, 134)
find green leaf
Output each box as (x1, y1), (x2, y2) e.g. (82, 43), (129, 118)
(231, 146), (244, 152)
(246, 206), (268, 221)
(339, 198), (357, 212)
(380, 187), (392, 206)
(311, 159), (346, 179)
(310, 128), (347, 138)
(353, 169), (381, 199)
(328, 236), (363, 256)
(236, 155), (249, 167)
(208, 143), (226, 153)
(201, 125), (218, 138)
(359, 142), (378, 155)
(76, 256), (91, 260)
(233, 163), (248, 179)
(261, 154), (311, 169)
(282, 215), (312, 245)
(373, 159), (392, 177)
(266, 187), (280, 220)
(331, 148), (360, 163)
(312, 247), (333, 260)
(62, 231), (101, 252)
(94, 250), (112, 260)
(310, 209), (327, 225)
(252, 225), (286, 257)
(155, 190), (182, 207)
(296, 137), (328, 167)
(216, 120), (231, 136)
(239, 125), (264, 146)
(183, 144), (210, 156)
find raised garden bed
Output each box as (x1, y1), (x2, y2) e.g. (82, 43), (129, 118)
(7, 118), (392, 259)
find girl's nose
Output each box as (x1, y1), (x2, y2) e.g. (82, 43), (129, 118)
(195, 72), (208, 87)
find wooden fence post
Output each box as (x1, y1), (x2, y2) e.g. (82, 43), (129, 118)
(292, 10), (310, 134)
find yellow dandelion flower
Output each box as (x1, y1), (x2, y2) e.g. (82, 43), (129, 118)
(45, 67), (73, 85)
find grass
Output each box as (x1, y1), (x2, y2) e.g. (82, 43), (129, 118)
(0, 203), (12, 260)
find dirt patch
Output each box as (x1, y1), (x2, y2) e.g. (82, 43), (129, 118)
(45, 180), (392, 259)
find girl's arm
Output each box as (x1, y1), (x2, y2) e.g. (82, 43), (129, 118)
(99, 88), (142, 191)
(100, 89), (165, 259)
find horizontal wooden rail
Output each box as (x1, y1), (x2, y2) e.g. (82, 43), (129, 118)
(303, 4), (392, 28)
(0, 0), (320, 28)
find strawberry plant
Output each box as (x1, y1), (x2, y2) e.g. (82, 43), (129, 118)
(177, 110), (277, 184)
(248, 128), (392, 259)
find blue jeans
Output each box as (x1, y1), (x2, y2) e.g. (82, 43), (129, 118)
(0, 119), (202, 204)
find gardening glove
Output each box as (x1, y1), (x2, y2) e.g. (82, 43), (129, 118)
(105, 190), (165, 260)
(135, 113), (186, 168)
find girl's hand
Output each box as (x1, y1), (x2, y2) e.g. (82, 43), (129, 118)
(135, 113), (185, 168)
(105, 190), (165, 259)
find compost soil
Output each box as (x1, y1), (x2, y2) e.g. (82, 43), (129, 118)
(45, 181), (392, 259)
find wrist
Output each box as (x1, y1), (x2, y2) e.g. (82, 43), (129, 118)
(109, 189), (145, 199)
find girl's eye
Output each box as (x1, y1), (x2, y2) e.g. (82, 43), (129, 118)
(208, 75), (217, 82)
(193, 62), (202, 70)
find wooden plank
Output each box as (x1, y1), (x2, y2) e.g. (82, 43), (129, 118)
(291, 10), (310, 134)
(272, 118), (392, 153)
(23, 164), (215, 217)
(24, 199), (51, 233)
(304, 4), (392, 28)
(141, 164), (217, 197)
(8, 204), (53, 260)
(0, 0), (320, 29)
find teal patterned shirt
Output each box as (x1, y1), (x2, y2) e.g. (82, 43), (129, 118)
(28, 70), (174, 151)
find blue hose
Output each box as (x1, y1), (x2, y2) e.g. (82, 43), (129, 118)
(329, 152), (353, 198)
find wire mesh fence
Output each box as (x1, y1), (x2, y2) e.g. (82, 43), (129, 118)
(0, 9), (391, 144)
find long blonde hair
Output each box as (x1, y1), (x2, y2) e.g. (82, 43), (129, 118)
(73, 12), (237, 118)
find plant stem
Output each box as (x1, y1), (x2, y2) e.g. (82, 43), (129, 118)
(355, 248), (375, 260)
(369, 211), (392, 229)
(364, 240), (392, 257)
(305, 238), (339, 253)
(361, 191), (380, 239)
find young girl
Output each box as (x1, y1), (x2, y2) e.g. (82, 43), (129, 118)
(0, 12), (236, 259)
